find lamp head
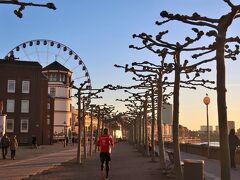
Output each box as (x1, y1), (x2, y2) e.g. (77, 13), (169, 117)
(14, 9), (23, 18)
(203, 93), (210, 105)
(46, 3), (57, 10)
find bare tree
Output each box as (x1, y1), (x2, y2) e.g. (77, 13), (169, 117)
(130, 29), (214, 179)
(156, 1), (240, 179)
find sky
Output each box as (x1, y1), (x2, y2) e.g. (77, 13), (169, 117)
(0, 0), (240, 130)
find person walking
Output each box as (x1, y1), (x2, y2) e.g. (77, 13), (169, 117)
(72, 136), (75, 146)
(97, 128), (114, 180)
(229, 129), (240, 168)
(0, 132), (3, 148)
(66, 136), (69, 146)
(10, 135), (18, 160)
(32, 135), (37, 149)
(1, 134), (10, 159)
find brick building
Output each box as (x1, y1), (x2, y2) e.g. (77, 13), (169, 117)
(0, 58), (54, 145)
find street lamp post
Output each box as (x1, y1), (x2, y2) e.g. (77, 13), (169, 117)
(0, 0), (56, 18)
(203, 93), (210, 158)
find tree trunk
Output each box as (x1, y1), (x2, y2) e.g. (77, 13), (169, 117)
(101, 113), (104, 134)
(157, 73), (166, 169)
(144, 95), (150, 156)
(216, 32), (230, 180)
(141, 108), (145, 155)
(95, 108), (101, 153)
(82, 98), (87, 160)
(89, 106), (93, 156)
(151, 84), (156, 162)
(138, 115), (141, 147)
(139, 114), (142, 149)
(142, 107), (145, 147)
(134, 119), (137, 144)
(132, 124), (135, 143)
(173, 52), (183, 180)
(77, 90), (82, 164)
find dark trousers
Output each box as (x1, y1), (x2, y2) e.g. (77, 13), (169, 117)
(11, 150), (16, 160)
(100, 152), (111, 178)
(230, 149), (236, 168)
(2, 146), (8, 159)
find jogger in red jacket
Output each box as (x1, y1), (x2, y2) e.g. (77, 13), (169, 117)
(97, 128), (114, 179)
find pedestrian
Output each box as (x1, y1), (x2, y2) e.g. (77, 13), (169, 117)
(10, 135), (18, 160)
(0, 132), (3, 148)
(229, 129), (240, 169)
(72, 136), (75, 146)
(148, 137), (151, 152)
(66, 136), (69, 146)
(63, 137), (66, 147)
(1, 134), (10, 159)
(97, 128), (114, 180)
(32, 135), (37, 149)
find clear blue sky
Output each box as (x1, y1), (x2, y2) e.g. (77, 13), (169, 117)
(0, 0), (240, 130)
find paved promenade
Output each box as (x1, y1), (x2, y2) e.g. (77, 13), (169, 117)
(28, 142), (239, 180)
(0, 143), (76, 180)
(0, 141), (239, 179)
(25, 142), (172, 180)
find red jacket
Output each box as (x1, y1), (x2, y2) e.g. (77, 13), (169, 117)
(97, 134), (114, 153)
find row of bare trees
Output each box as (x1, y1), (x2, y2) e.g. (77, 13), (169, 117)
(106, 1), (240, 180)
(70, 84), (118, 164)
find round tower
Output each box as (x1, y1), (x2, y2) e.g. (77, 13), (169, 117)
(42, 61), (72, 139)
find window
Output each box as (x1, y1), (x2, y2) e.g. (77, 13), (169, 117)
(20, 119), (29, 133)
(21, 100), (29, 113)
(7, 99), (15, 112)
(49, 73), (57, 81)
(60, 74), (66, 82)
(22, 81), (30, 93)
(47, 103), (50, 110)
(7, 80), (16, 93)
(50, 87), (56, 97)
(6, 119), (14, 132)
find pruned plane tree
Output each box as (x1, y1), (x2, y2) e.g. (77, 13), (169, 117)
(155, 1), (240, 179)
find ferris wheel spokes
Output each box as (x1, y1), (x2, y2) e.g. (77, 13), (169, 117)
(34, 43), (40, 63)
(5, 39), (92, 94)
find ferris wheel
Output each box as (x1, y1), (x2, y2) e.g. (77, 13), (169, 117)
(5, 39), (92, 92)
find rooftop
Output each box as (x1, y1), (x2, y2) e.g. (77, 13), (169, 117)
(42, 61), (70, 72)
(0, 58), (42, 67)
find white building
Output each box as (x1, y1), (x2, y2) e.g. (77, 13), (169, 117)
(42, 61), (72, 138)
